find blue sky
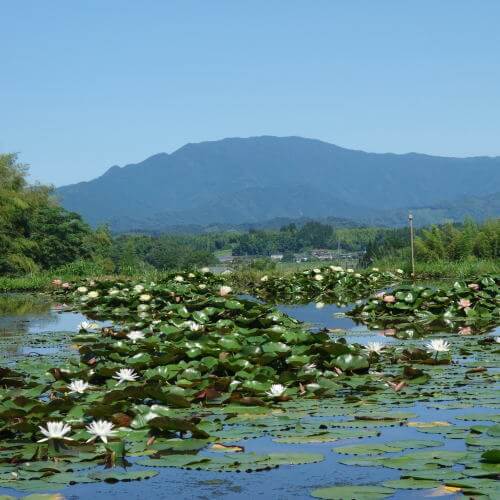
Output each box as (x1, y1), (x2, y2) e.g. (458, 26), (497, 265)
(1, 0), (499, 186)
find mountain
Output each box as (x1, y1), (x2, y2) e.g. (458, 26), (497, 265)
(360, 192), (500, 227)
(56, 136), (500, 231)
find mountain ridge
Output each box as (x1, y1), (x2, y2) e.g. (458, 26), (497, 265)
(56, 136), (500, 231)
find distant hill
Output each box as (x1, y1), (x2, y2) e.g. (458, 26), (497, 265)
(56, 136), (500, 231)
(361, 191), (500, 227)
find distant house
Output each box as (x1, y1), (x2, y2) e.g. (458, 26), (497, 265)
(270, 254), (284, 261)
(218, 255), (237, 263)
(311, 249), (335, 260)
(294, 253), (308, 262)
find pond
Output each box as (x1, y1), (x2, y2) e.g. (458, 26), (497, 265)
(0, 292), (498, 499)
(0, 294), (107, 362)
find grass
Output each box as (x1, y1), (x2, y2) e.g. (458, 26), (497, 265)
(372, 257), (499, 279)
(0, 260), (164, 293)
(1, 258), (497, 294)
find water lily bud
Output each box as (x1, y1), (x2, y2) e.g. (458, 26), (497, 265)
(219, 286), (232, 296)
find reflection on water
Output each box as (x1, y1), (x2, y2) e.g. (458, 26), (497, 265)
(276, 301), (398, 345)
(276, 300), (500, 345)
(277, 302), (355, 330)
(0, 293), (96, 358)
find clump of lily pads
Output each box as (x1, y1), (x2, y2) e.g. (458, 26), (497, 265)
(2, 269), (499, 495)
(0, 271), (380, 490)
(253, 266), (403, 304)
(349, 275), (499, 335)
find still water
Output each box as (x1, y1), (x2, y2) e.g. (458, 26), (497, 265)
(0, 293), (495, 499)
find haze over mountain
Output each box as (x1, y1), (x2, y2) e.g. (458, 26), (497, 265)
(56, 136), (500, 232)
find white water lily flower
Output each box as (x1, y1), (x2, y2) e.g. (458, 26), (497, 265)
(260, 275), (269, 282)
(329, 266), (343, 272)
(314, 274), (323, 281)
(77, 321), (98, 332)
(86, 420), (117, 444)
(108, 289), (120, 296)
(188, 273), (195, 278)
(68, 379), (90, 394)
(185, 321), (202, 332)
(425, 339), (450, 353)
(372, 267), (379, 272)
(174, 275), (184, 282)
(229, 380), (242, 390)
(38, 421), (73, 442)
(77, 286), (88, 293)
(139, 294), (151, 302)
(201, 267), (210, 273)
(198, 284), (207, 289)
(87, 291), (99, 299)
(346, 268), (354, 273)
(396, 269), (404, 274)
(133, 284), (145, 293)
(364, 342), (384, 354)
(219, 285), (232, 296)
(354, 273), (361, 278)
(303, 363), (317, 373)
(113, 368), (139, 384)
(313, 268), (322, 274)
(315, 302), (325, 309)
(127, 331), (145, 343)
(266, 384), (286, 398)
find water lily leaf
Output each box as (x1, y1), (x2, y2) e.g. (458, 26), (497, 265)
(0, 481), (68, 492)
(310, 485), (394, 499)
(334, 354), (369, 372)
(44, 472), (98, 484)
(481, 449), (500, 463)
(382, 478), (439, 489)
(267, 453), (324, 465)
(137, 455), (211, 468)
(210, 443), (244, 453)
(334, 439), (442, 455)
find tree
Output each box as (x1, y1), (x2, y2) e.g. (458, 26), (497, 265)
(0, 153), (111, 274)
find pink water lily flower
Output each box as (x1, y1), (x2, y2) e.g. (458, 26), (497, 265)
(383, 295), (396, 303)
(458, 326), (472, 336)
(468, 283), (479, 291)
(458, 298), (471, 309)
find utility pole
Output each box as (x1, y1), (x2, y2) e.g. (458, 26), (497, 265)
(408, 212), (415, 280)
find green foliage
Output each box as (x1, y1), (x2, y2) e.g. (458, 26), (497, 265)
(110, 234), (217, 273)
(415, 219), (499, 262)
(0, 154), (111, 275)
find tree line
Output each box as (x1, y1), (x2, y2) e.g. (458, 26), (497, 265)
(1, 153), (498, 275)
(0, 154), (111, 275)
